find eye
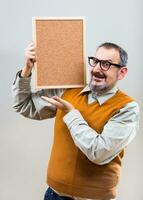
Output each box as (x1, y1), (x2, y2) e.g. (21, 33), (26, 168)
(101, 61), (110, 68)
(90, 58), (98, 66)
(93, 58), (99, 65)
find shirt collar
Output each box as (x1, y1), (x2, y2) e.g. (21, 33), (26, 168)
(79, 85), (118, 105)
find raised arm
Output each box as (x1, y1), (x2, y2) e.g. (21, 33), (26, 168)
(12, 43), (64, 120)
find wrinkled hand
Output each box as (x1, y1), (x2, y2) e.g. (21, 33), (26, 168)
(41, 96), (75, 113)
(21, 42), (36, 77)
(24, 42), (36, 69)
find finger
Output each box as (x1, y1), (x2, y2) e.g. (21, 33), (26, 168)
(26, 51), (36, 57)
(52, 96), (73, 109)
(26, 43), (36, 52)
(28, 47), (36, 52)
(26, 55), (36, 60)
(41, 96), (64, 109)
(27, 51), (36, 56)
(26, 46), (36, 52)
(41, 96), (55, 104)
(52, 96), (74, 112)
(25, 50), (36, 57)
(52, 96), (67, 104)
(28, 42), (35, 47)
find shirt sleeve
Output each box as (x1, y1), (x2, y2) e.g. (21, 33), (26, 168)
(12, 70), (65, 120)
(63, 101), (140, 165)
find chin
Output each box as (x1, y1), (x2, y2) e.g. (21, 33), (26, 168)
(89, 82), (109, 93)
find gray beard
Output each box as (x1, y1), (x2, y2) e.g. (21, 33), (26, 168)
(89, 80), (115, 95)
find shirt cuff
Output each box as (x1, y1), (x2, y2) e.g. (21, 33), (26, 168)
(13, 70), (31, 90)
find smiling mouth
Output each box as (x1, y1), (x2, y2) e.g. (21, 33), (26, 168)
(91, 71), (106, 79)
(92, 75), (106, 82)
(93, 77), (103, 81)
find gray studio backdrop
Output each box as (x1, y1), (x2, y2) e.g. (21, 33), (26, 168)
(0, 0), (143, 199)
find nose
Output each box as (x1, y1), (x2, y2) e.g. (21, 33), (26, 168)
(92, 62), (101, 72)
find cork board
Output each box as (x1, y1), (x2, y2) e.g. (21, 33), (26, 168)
(33, 17), (86, 88)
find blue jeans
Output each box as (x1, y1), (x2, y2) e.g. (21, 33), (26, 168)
(44, 187), (116, 200)
(44, 187), (73, 200)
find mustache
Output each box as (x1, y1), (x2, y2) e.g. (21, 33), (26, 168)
(91, 71), (106, 79)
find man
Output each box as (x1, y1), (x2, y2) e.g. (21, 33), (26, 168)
(12, 42), (139, 200)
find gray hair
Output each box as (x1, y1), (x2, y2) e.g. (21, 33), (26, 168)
(98, 42), (128, 66)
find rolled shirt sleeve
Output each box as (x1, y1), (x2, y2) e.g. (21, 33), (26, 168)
(12, 71), (64, 120)
(63, 101), (140, 165)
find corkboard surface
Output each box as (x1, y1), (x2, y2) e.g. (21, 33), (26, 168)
(33, 18), (86, 88)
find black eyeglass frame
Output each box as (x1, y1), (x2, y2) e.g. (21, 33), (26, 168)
(88, 56), (123, 71)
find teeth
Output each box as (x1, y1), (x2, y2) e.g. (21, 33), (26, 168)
(92, 76), (105, 82)
(94, 76), (104, 79)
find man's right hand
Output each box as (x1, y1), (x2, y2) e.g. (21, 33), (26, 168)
(21, 42), (36, 77)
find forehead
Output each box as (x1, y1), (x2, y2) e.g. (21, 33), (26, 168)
(95, 47), (120, 62)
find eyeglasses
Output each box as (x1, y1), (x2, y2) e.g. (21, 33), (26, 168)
(88, 57), (123, 71)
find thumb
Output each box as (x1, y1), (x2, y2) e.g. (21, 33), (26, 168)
(52, 96), (66, 104)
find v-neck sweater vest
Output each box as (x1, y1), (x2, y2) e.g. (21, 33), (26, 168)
(47, 88), (134, 199)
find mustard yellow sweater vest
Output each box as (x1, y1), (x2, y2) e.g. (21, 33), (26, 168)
(47, 88), (134, 199)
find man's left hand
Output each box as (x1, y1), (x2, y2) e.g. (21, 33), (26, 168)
(41, 96), (75, 113)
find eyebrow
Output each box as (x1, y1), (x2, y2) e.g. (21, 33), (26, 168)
(106, 59), (113, 62)
(96, 57), (113, 62)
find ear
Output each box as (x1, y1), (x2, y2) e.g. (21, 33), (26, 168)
(117, 67), (128, 80)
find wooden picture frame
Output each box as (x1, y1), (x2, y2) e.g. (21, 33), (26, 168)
(33, 17), (86, 89)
